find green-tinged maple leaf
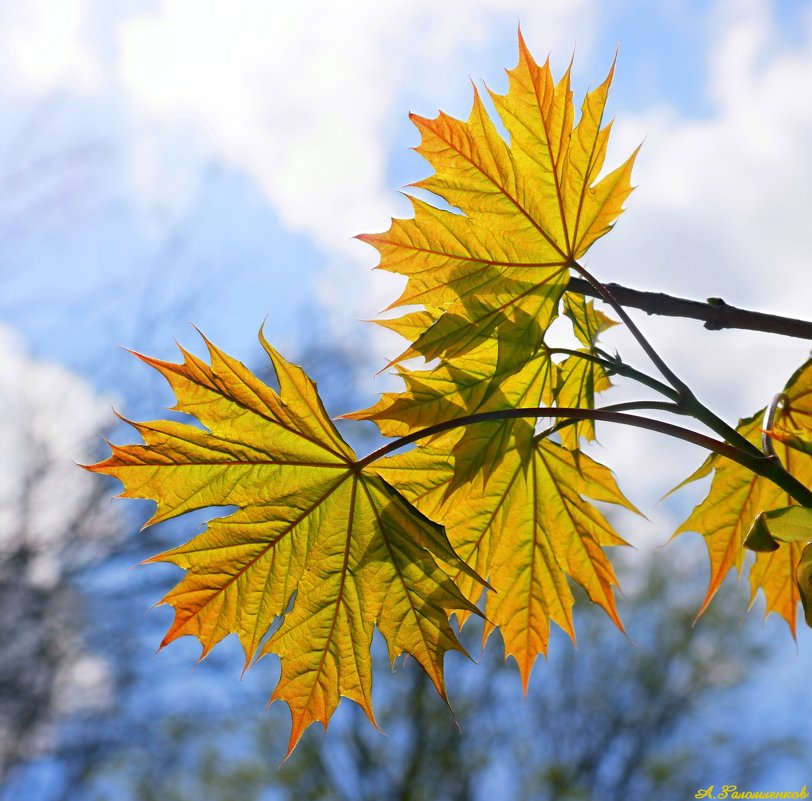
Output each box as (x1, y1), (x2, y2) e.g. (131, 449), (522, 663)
(676, 359), (812, 633)
(554, 355), (612, 449)
(376, 430), (637, 690)
(563, 291), (617, 347)
(346, 318), (546, 438)
(554, 293), (617, 449)
(86, 331), (483, 756)
(348, 316), (557, 488)
(360, 32), (637, 365)
(744, 506), (812, 552)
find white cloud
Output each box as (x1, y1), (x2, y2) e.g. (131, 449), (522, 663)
(116, 0), (594, 252)
(112, 0), (601, 371)
(0, 0), (99, 94)
(578, 0), (812, 504)
(608, 0), (812, 308)
(0, 324), (114, 586)
(624, 12), (808, 289)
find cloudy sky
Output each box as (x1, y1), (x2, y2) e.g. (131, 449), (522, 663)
(0, 0), (808, 552)
(1, 0), (811, 783)
(0, 0), (809, 644)
(2, 0), (807, 493)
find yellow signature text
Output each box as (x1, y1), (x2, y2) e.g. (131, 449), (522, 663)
(696, 786), (809, 800)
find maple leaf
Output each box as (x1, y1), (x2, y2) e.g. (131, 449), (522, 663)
(375, 430), (637, 690)
(360, 32), (637, 365)
(676, 359), (812, 633)
(352, 34), (634, 504)
(87, 331), (483, 755)
(563, 291), (617, 348)
(347, 315), (558, 489)
(555, 293), (617, 449)
(350, 300), (616, 500)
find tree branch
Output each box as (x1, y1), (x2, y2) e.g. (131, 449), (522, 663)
(567, 277), (812, 341)
(357, 405), (812, 506)
(356, 405), (736, 467)
(570, 261), (692, 398)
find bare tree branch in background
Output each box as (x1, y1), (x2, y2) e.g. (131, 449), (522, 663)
(56, 546), (801, 801)
(0, 329), (121, 785)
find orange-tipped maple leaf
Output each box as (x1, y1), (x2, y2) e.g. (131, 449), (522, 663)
(376, 430), (638, 690)
(360, 33), (637, 365)
(676, 359), (812, 633)
(87, 331), (482, 755)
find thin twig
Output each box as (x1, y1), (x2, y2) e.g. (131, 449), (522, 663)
(569, 263), (767, 460)
(358, 405), (749, 469)
(356, 405), (812, 506)
(570, 262), (691, 397)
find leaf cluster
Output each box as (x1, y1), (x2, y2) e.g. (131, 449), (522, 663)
(88, 33), (812, 752)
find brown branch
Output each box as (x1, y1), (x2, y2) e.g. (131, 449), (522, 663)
(567, 277), (812, 341)
(358, 404), (751, 470)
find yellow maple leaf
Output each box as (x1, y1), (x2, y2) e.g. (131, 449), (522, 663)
(676, 359), (812, 633)
(562, 291), (617, 348)
(347, 316), (557, 489)
(87, 331), (482, 755)
(360, 32), (637, 365)
(375, 430), (637, 690)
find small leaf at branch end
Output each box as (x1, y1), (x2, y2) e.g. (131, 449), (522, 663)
(744, 513), (781, 553)
(87, 330), (480, 756)
(798, 543), (812, 627)
(563, 292), (618, 347)
(744, 507), (812, 552)
(744, 507), (812, 630)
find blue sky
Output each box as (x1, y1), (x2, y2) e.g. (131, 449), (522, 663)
(2, 0), (812, 782)
(2, 0), (809, 371)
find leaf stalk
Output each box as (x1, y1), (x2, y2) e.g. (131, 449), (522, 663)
(357, 404), (812, 506)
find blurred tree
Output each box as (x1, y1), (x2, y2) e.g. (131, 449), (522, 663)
(0, 325), (118, 785)
(512, 549), (799, 800)
(0, 323), (800, 801)
(63, 542), (800, 801)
